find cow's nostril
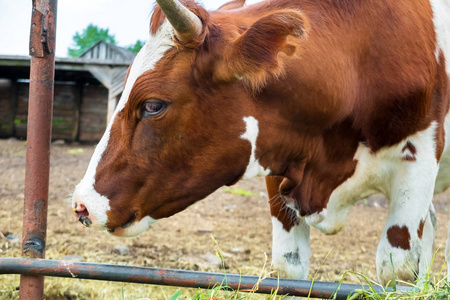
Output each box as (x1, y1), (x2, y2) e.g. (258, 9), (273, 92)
(78, 215), (93, 227)
(73, 203), (93, 227)
(73, 202), (89, 218)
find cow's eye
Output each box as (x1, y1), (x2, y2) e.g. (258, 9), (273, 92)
(141, 100), (167, 118)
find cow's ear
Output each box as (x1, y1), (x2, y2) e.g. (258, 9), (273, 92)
(217, 0), (246, 11)
(215, 10), (309, 90)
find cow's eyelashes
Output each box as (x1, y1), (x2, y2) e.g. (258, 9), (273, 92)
(140, 99), (168, 118)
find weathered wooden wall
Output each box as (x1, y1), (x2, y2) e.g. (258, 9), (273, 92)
(52, 84), (79, 141)
(14, 82), (29, 139)
(0, 80), (107, 142)
(0, 79), (14, 137)
(79, 84), (108, 142)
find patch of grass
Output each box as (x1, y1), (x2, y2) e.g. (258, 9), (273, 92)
(336, 249), (450, 300)
(52, 120), (70, 125)
(2, 240), (448, 299)
(341, 272), (450, 300)
(170, 236), (284, 300)
(67, 148), (85, 155)
(168, 280), (286, 300)
(223, 187), (258, 197)
(13, 119), (25, 125)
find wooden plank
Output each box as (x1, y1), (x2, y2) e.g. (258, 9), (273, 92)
(14, 82), (30, 139)
(14, 82), (79, 141)
(52, 84), (78, 141)
(0, 79), (14, 137)
(79, 84), (108, 142)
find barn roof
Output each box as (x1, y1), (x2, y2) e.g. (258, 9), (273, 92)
(79, 41), (136, 63)
(0, 41), (135, 98)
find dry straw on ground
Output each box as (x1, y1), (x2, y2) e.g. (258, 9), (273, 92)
(0, 138), (448, 299)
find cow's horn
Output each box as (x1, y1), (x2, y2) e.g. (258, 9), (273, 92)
(155, 0), (203, 42)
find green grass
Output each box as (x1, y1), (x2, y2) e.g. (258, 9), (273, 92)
(223, 187), (259, 197)
(171, 272), (449, 300)
(165, 243), (450, 300)
(335, 248), (450, 300)
(341, 272), (449, 300)
(2, 239), (448, 299)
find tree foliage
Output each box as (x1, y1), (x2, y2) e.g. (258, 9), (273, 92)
(68, 24), (116, 57)
(127, 40), (145, 53)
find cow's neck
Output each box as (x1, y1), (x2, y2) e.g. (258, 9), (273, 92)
(245, 56), (361, 215)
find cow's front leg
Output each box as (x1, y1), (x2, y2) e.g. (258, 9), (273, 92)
(271, 214), (310, 279)
(376, 147), (438, 285)
(446, 221), (450, 282)
(266, 176), (311, 279)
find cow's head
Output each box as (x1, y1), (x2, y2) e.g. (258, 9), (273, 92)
(71, 0), (308, 236)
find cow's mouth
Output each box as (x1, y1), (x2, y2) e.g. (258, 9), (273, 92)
(105, 214), (156, 237)
(107, 212), (137, 233)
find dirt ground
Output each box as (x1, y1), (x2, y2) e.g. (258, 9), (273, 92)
(0, 138), (449, 299)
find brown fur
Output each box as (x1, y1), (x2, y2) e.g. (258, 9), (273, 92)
(387, 225), (411, 250)
(417, 219), (426, 239)
(266, 176), (300, 231)
(402, 141), (417, 162)
(218, 0), (246, 11)
(91, 0), (448, 230)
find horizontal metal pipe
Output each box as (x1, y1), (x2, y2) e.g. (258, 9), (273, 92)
(0, 258), (412, 299)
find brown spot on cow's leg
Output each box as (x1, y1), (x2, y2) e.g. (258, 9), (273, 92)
(402, 141), (417, 162)
(417, 219), (426, 239)
(387, 225), (411, 250)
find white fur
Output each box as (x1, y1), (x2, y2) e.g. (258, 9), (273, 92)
(446, 221), (450, 281)
(308, 122), (439, 284)
(240, 116), (271, 179)
(271, 217), (310, 279)
(429, 2), (450, 280)
(314, 123), (437, 234)
(304, 209), (327, 227)
(430, 0), (450, 193)
(110, 216), (156, 237)
(435, 112), (450, 193)
(430, 0), (450, 67)
(72, 21), (175, 230)
(275, 0), (450, 283)
(417, 205), (436, 283)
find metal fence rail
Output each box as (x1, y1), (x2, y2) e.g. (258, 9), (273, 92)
(0, 258), (413, 299)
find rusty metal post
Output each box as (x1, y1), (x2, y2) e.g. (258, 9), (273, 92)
(19, 0), (57, 299)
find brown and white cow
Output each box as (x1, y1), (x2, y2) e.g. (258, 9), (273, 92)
(72, 0), (450, 285)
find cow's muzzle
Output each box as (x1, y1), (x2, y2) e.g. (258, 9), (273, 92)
(73, 203), (92, 227)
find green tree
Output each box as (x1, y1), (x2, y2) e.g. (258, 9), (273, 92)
(68, 24), (116, 57)
(127, 40), (145, 53)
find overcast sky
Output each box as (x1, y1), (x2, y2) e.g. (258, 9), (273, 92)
(0, 0), (262, 58)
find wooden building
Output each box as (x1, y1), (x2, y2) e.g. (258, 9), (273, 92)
(0, 41), (135, 142)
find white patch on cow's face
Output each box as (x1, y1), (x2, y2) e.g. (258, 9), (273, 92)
(430, 0), (450, 70)
(240, 116), (271, 179)
(72, 21), (175, 230)
(271, 216), (310, 280)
